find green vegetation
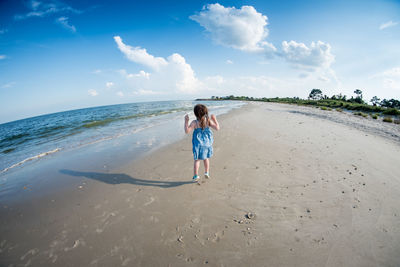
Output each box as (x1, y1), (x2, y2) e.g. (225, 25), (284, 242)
(354, 112), (368, 118)
(382, 108), (400, 116)
(383, 117), (393, 123)
(206, 89), (400, 122)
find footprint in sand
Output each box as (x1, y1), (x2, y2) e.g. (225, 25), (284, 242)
(20, 248), (39, 263)
(96, 212), (118, 233)
(211, 230), (225, 243)
(144, 196), (155, 206)
(64, 239), (85, 252)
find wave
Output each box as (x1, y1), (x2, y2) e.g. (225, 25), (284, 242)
(1, 148), (61, 173)
(80, 107), (190, 129)
(0, 133), (30, 148)
(2, 148), (15, 154)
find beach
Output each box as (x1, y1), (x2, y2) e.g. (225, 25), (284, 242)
(1, 102), (400, 266)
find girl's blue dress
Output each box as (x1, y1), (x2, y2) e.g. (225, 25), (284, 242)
(192, 124), (213, 160)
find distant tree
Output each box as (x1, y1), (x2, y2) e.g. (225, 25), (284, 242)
(308, 89), (323, 100)
(370, 96), (380, 106)
(353, 89), (363, 104)
(354, 89), (363, 99)
(380, 99), (400, 109)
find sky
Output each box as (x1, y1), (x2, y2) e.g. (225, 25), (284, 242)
(0, 0), (400, 123)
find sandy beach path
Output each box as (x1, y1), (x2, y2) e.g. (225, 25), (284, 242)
(1, 102), (400, 267)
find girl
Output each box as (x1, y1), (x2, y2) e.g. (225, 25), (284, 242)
(184, 104), (220, 182)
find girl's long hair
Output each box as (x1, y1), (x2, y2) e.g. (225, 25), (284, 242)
(194, 104), (209, 129)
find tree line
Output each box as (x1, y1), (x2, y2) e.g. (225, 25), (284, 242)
(308, 88), (400, 109)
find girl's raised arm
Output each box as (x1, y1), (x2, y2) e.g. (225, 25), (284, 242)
(209, 114), (220, 131)
(184, 115), (196, 134)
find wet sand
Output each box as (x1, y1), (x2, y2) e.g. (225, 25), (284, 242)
(1, 102), (400, 266)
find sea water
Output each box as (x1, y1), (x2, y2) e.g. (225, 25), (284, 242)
(0, 100), (244, 174)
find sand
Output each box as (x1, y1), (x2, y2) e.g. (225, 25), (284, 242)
(1, 102), (400, 267)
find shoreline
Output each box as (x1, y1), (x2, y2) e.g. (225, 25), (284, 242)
(0, 100), (244, 175)
(1, 102), (400, 266)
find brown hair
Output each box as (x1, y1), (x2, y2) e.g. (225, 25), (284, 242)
(194, 104), (209, 129)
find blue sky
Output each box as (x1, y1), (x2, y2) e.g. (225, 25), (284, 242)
(1, 0), (399, 123)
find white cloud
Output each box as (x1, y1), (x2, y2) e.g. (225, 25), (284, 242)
(14, 0), (82, 20)
(318, 76), (329, 82)
(2, 82), (15, 88)
(190, 3), (275, 53)
(370, 67), (400, 79)
(118, 69), (150, 79)
(92, 69), (102, 74)
(280, 41), (335, 70)
(203, 75), (303, 97)
(0, 55), (6, 60)
(371, 67), (400, 91)
(383, 67), (400, 77)
(56, 16), (76, 32)
(88, 89), (98, 96)
(383, 78), (398, 89)
(117, 91), (124, 97)
(190, 4), (335, 72)
(114, 36), (201, 94)
(106, 82), (114, 88)
(114, 36), (167, 71)
(226, 59), (233, 64)
(379, 20), (398, 30)
(132, 89), (158, 95)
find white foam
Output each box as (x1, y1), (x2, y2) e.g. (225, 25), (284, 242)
(1, 148), (61, 173)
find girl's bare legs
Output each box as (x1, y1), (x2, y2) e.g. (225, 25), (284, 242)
(194, 160), (201, 176)
(203, 158), (209, 173)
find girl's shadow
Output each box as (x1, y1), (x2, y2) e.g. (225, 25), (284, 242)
(59, 169), (192, 188)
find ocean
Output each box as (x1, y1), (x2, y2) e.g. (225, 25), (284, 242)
(0, 100), (244, 174)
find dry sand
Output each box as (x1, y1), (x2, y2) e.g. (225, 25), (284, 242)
(1, 102), (400, 266)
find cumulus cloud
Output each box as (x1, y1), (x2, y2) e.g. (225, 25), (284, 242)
(280, 41), (335, 70)
(88, 89), (98, 96)
(379, 20), (398, 30)
(190, 4), (335, 72)
(114, 36), (167, 71)
(190, 3), (275, 52)
(55, 16), (76, 32)
(114, 36), (201, 93)
(116, 91), (124, 97)
(226, 59), (233, 64)
(0, 55), (6, 60)
(14, 0), (82, 20)
(106, 82), (114, 88)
